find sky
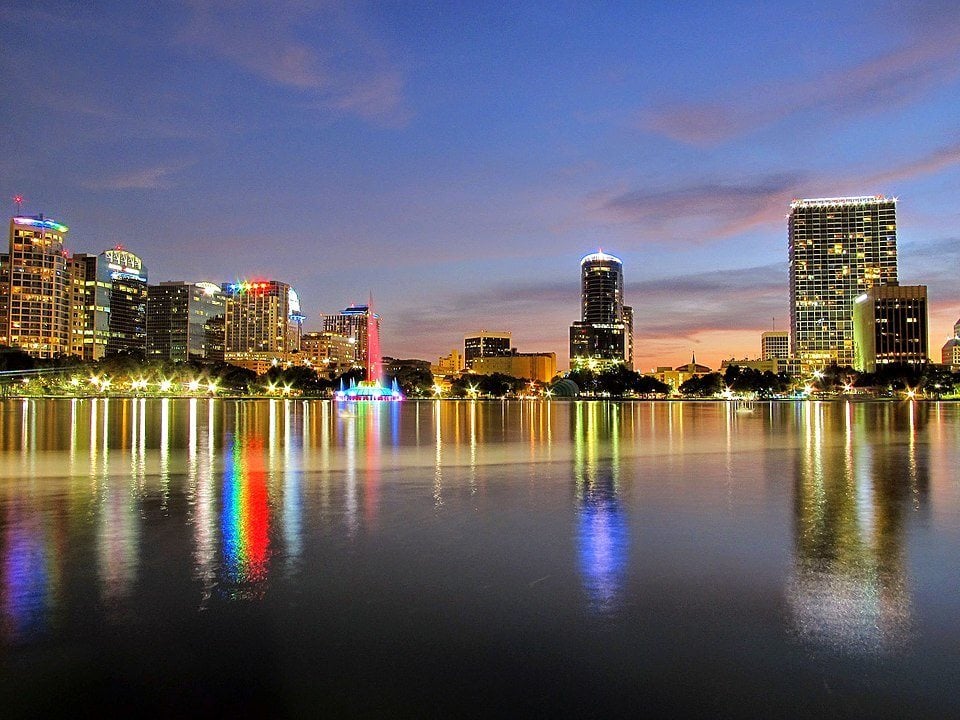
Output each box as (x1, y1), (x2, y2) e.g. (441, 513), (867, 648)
(2, 0), (959, 370)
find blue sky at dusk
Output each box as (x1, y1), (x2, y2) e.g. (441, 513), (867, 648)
(2, 0), (959, 369)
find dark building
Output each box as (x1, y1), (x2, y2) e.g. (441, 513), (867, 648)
(103, 248), (148, 355)
(147, 281), (226, 362)
(569, 251), (633, 370)
(853, 284), (928, 373)
(463, 331), (512, 368)
(68, 247), (147, 359)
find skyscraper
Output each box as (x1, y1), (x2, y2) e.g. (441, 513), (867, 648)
(146, 281), (226, 362)
(569, 251), (633, 370)
(221, 280), (304, 370)
(5, 216), (71, 358)
(322, 304), (380, 370)
(789, 196), (898, 371)
(68, 248), (148, 360)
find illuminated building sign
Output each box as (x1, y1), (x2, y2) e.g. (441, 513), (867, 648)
(195, 281), (221, 296)
(104, 249), (145, 281)
(13, 216), (69, 233)
(228, 282), (272, 293)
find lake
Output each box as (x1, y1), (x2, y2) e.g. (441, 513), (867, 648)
(1, 398), (959, 718)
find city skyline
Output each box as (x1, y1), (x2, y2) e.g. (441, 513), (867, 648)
(3, 2), (960, 369)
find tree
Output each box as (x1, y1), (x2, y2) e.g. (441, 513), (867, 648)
(391, 365), (434, 396)
(679, 373), (723, 397)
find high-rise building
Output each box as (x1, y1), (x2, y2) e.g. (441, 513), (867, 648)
(68, 248), (148, 359)
(464, 331), (512, 368)
(0, 253), (9, 347)
(102, 248), (148, 355)
(222, 280), (304, 369)
(569, 251), (633, 370)
(761, 331), (790, 361)
(4, 216), (72, 357)
(322, 304), (380, 370)
(852, 284), (928, 372)
(789, 196), (898, 371)
(146, 281), (226, 362)
(67, 253), (110, 360)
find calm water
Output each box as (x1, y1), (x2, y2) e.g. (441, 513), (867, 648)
(1, 398), (959, 717)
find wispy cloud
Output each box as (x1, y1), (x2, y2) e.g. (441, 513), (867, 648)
(594, 140), (960, 244)
(82, 162), (194, 191)
(178, 0), (409, 125)
(600, 175), (803, 241)
(638, 10), (960, 145)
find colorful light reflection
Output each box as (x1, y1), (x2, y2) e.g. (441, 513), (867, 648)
(221, 433), (270, 598)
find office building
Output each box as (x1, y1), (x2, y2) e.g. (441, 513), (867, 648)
(67, 253), (110, 360)
(322, 304), (380, 370)
(464, 331), (512, 368)
(5, 216), (71, 358)
(147, 281), (226, 362)
(852, 284), (928, 373)
(941, 337), (960, 367)
(789, 196), (898, 371)
(301, 330), (355, 376)
(222, 280), (304, 369)
(68, 248), (148, 360)
(569, 251), (633, 370)
(761, 331), (790, 361)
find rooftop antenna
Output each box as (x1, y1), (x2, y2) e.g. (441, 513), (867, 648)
(13, 194), (23, 214)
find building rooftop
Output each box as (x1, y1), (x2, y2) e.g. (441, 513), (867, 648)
(790, 196), (895, 209)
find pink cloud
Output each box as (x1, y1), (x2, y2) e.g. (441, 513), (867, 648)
(595, 140), (960, 244)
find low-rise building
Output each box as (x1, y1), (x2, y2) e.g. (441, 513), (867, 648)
(470, 352), (556, 383)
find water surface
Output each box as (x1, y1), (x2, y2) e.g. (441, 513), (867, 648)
(1, 398), (959, 718)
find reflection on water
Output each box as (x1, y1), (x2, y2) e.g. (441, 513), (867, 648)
(0, 398), (952, 664)
(573, 403), (628, 615)
(786, 402), (928, 655)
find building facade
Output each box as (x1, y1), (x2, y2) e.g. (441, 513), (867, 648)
(789, 196), (898, 371)
(5, 216), (71, 357)
(68, 253), (110, 360)
(761, 331), (790, 360)
(470, 352), (557, 383)
(321, 304), (379, 370)
(464, 331), (512, 368)
(569, 251), (633, 370)
(68, 248), (149, 360)
(301, 330), (355, 377)
(146, 281), (226, 362)
(433, 349), (463, 377)
(941, 338), (960, 367)
(852, 284), (928, 373)
(102, 248), (148, 355)
(222, 280), (304, 369)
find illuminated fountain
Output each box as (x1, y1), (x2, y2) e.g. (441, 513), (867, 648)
(334, 299), (403, 402)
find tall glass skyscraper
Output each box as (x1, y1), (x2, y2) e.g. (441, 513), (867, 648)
(788, 196), (898, 371)
(569, 251), (633, 370)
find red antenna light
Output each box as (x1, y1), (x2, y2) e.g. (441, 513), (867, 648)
(13, 195), (24, 213)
